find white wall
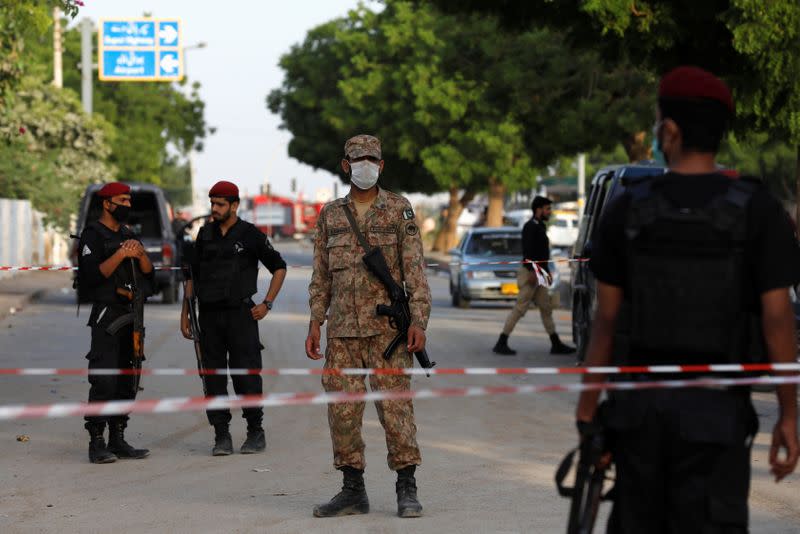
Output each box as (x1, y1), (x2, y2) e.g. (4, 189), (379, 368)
(0, 198), (69, 279)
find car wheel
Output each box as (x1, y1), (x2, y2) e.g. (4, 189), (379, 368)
(162, 281), (178, 304)
(573, 295), (590, 363)
(451, 284), (470, 309)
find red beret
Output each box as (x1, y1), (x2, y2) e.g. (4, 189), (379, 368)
(97, 182), (131, 198)
(209, 180), (239, 198)
(659, 66), (734, 112)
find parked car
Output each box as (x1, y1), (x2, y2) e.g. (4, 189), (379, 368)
(71, 183), (181, 304)
(570, 163), (667, 360)
(448, 226), (560, 308)
(547, 212), (579, 248)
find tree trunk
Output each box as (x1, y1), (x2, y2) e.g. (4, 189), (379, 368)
(622, 130), (649, 162)
(486, 178), (506, 227)
(432, 187), (476, 251)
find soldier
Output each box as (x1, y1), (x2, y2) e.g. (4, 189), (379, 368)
(575, 67), (799, 531)
(305, 134), (431, 518)
(180, 180), (287, 456)
(493, 196), (575, 356)
(77, 182), (153, 464)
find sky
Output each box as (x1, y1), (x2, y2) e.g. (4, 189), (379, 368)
(68, 0), (381, 209)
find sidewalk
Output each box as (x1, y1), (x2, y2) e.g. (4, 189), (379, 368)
(0, 271), (72, 322)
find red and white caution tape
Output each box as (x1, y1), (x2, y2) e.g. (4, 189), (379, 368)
(0, 258), (587, 272)
(0, 375), (797, 421)
(1, 363), (798, 377)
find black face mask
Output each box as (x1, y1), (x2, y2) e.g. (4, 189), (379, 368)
(109, 202), (131, 223)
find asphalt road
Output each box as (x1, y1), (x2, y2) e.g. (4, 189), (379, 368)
(0, 241), (798, 533)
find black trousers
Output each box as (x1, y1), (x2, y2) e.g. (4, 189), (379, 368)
(605, 389), (757, 534)
(85, 324), (137, 428)
(199, 302), (263, 428)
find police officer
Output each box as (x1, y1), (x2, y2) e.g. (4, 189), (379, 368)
(77, 182), (153, 464)
(575, 66), (799, 532)
(180, 180), (287, 456)
(306, 135), (431, 518)
(493, 196), (575, 355)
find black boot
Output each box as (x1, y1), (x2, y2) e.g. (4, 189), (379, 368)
(313, 466), (370, 517)
(107, 420), (149, 459)
(240, 424), (266, 454)
(550, 333), (576, 355)
(86, 422), (117, 464)
(212, 424), (233, 456)
(396, 465), (423, 518)
(493, 333), (517, 355)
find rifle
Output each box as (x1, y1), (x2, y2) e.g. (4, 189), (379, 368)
(107, 258), (145, 394)
(361, 247), (436, 373)
(555, 418), (613, 534)
(178, 216), (210, 395)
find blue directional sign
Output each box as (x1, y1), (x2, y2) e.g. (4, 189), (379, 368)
(98, 19), (183, 82)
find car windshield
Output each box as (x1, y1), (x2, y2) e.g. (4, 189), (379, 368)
(465, 232), (522, 256)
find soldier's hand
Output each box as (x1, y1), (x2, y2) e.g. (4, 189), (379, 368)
(770, 416), (799, 482)
(180, 312), (193, 340)
(407, 325), (426, 353)
(251, 303), (269, 321)
(306, 322), (323, 360)
(118, 241), (139, 258)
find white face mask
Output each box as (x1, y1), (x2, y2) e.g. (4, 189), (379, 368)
(349, 160), (380, 190)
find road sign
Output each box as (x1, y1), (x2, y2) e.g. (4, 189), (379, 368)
(98, 19), (183, 82)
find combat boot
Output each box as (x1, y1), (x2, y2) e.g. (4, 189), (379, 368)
(396, 465), (423, 518)
(313, 466), (370, 517)
(212, 424), (233, 456)
(107, 420), (150, 459)
(492, 333), (517, 355)
(550, 333), (576, 355)
(86, 422), (117, 464)
(240, 424), (266, 454)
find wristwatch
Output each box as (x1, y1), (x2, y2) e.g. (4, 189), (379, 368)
(263, 299), (273, 310)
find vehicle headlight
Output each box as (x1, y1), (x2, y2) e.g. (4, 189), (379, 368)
(466, 270), (495, 279)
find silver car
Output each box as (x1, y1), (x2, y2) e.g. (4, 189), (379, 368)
(448, 227), (560, 308)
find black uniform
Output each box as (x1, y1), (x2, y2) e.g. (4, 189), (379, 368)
(77, 221), (154, 428)
(522, 217), (550, 273)
(590, 172), (800, 532)
(188, 218), (286, 428)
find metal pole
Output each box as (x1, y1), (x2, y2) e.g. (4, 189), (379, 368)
(577, 153), (586, 218)
(80, 18), (93, 114)
(53, 8), (63, 88)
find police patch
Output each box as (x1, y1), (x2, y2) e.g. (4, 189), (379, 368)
(403, 208), (415, 220)
(405, 223), (419, 236)
(82, 245), (92, 256)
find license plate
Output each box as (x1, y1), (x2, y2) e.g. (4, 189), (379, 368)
(501, 282), (519, 295)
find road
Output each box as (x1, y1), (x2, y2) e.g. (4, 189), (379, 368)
(0, 241), (798, 533)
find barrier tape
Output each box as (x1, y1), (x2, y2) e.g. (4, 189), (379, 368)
(0, 374), (797, 421)
(1, 363), (799, 377)
(0, 258), (587, 272)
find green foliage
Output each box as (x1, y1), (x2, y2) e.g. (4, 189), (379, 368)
(0, 77), (115, 229)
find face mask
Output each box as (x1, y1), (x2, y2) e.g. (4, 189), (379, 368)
(350, 160), (380, 190)
(109, 202), (131, 223)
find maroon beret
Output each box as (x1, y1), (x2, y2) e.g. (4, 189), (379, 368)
(97, 182), (131, 198)
(209, 180), (239, 198)
(659, 66), (734, 112)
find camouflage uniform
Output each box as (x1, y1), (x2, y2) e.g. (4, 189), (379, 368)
(309, 138), (431, 471)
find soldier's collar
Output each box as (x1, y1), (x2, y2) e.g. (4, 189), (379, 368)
(344, 187), (387, 210)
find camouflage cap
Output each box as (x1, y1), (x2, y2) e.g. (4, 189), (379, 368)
(344, 134), (382, 160)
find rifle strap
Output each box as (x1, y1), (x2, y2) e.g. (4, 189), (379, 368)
(340, 204), (373, 254)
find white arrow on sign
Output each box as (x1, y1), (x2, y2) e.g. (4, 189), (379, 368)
(159, 24), (179, 45)
(160, 54), (180, 74)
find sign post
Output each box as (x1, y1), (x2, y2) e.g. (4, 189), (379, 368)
(98, 19), (183, 82)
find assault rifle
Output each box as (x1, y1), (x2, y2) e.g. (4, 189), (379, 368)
(361, 247), (436, 373)
(555, 418), (612, 534)
(108, 257), (146, 393)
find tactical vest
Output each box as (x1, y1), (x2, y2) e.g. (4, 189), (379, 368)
(621, 176), (765, 365)
(195, 221), (257, 305)
(79, 221), (136, 304)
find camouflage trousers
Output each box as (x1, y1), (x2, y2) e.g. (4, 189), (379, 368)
(322, 331), (421, 471)
(502, 266), (556, 336)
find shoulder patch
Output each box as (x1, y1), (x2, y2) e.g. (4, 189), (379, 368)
(405, 223), (419, 236)
(82, 244), (92, 256)
(403, 208), (415, 220)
